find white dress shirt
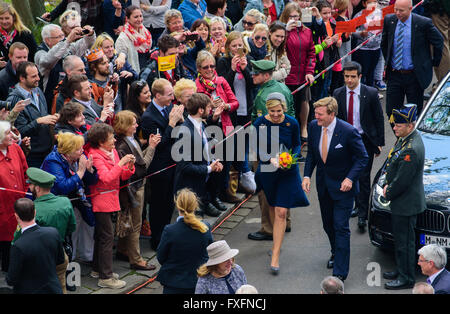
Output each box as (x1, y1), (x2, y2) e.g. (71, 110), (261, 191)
(319, 117), (337, 161)
(346, 84), (363, 134)
(188, 115), (212, 173)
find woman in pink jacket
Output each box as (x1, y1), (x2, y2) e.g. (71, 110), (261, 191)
(195, 50), (242, 204)
(87, 123), (135, 290)
(281, 2), (316, 144)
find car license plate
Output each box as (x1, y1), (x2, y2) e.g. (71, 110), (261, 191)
(420, 234), (450, 248)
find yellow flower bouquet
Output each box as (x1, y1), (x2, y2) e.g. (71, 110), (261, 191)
(278, 150), (300, 170)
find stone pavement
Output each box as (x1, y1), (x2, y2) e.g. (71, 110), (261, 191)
(66, 192), (258, 294)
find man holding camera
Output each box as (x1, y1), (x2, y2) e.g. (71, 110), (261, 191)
(35, 23), (96, 110)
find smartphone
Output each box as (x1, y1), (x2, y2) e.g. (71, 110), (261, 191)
(185, 33), (199, 41)
(263, 7), (269, 16)
(237, 47), (244, 57)
(36, 16), (50, 24)
(82, 29), (90, 35)
(23, 98), (31, 105)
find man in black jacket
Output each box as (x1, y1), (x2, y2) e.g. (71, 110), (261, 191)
(333, 61), (385, 232)
(6, 198), (64, 294)
(0, 42), (29, 101)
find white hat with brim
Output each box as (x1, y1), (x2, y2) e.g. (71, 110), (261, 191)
(205, 240), (239, 267)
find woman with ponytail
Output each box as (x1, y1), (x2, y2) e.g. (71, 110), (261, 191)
(156, 188), (213, 294)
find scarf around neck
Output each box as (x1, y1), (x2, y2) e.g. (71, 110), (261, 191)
(123, 22), (152, 53)
(248, 37), (267, 61)
(198, 72), (218, 95)
(0, 28), (17, 48)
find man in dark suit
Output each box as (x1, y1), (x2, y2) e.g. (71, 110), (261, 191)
(302, 97), (368, 282)
(141, 78), (185, 250)
(381, 0), (443, 118)
(6, 198), (64, 294)
(333, 61), (385, 233)
(417, 244), (450, 294)
(173, 93), (225, 217)
(382, 104), (425, 290)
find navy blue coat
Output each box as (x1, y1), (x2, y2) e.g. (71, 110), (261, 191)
(6, 225), (64, 294)
(156, 218), (213, 289)
(432, 269), (450, 295)
(304, 118), (368, 200)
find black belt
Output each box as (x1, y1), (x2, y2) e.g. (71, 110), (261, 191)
(391, 67), (414, 74)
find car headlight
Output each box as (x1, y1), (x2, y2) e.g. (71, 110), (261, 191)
(372, 174), (391, 210)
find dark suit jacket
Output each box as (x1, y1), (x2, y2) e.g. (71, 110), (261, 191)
(0, 62), (18, 101)
(141, 101), (177, 174)
(6, 225), (64, 294)
(304, 118), (368, 200)
(333, 84), (385, 152)
(173, 117), (210, 199)
(432, 269), (450, 295)
(381, 13), (443, 90)
(156, 218), (213, 289)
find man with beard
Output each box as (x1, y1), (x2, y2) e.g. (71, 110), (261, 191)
(173, 93), (224, 217)
(87, 49), (119, 108)
(12, 168), (76, 293)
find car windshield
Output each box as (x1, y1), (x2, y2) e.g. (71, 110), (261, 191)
(417, 80), (450, 136)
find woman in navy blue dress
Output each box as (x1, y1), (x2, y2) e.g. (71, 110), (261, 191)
(253, 92), (309, 274)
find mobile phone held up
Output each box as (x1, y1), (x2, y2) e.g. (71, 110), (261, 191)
(237, 47), (244, 57)
(185, 33), (199, 41)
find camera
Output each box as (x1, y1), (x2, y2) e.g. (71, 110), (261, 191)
(81, 29), (90, 35)
(185, 33), (199, 41)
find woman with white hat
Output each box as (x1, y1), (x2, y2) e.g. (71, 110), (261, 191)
(195, 240), (247, 294)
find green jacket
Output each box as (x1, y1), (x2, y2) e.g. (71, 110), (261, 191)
(251, 79), (295, 122)
(384, 130), (426, 216)
(13, 193), (76, 243)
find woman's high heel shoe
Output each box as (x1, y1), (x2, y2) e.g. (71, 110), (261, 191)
(270, 265), (280, 275)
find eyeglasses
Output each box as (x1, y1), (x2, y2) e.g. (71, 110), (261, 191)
(418, 259), (430, 263)
(242, 20), (256, 26)
(201, 64), (216, 70)
(255, 36), (267, 42)
(49, 34), (65, 40)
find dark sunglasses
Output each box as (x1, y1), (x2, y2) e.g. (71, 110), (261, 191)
(242, 20), (256, 26)
(255, 36), (267, 41)
(201, 64), (216, 70)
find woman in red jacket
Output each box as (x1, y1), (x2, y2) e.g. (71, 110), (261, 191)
(195, 50), (242, 204)
(280, 2), (316, 143)
(87, 123), (135, 289)
(0, 121), (28, 273)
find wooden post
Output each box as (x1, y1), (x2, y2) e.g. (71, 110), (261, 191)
(11, 0), (36, 29)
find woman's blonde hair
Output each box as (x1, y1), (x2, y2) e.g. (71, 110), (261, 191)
(175, 188), (209, 233)
(57, 132), (84, 155)
(196, 50), (215, 70)
(91, 32), (116, 53)
(252, 23), (269, 37)
(113, 110), (137, 136)
(334, 0), (349, 14)
(266, 99), (287, 112)
(174, 79), (197, 100)
(0, 2), (30, 33)
(313, 96), (338, 115)
(245, 9), (267, 24)
(279, 2), (302, 24)
(209, 16), (227, 31)
(164, 9), (183, 28)
(197, 258), (235, 277)
(224, 31), (248, 58)
(59, 9), (81, 29)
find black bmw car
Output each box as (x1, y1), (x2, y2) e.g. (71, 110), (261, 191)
(368, 72), (450, 267)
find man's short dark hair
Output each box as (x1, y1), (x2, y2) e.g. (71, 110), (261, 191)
(158, 35), (179, 54)
(68, 74), (89, 97)
(16, 61), (37, 81)
(343, 61), (362, 76)
(14, 198), (35, 222)
(316, 0), (332, 12)
(206, 0), (226, 15)
(186, 93), (211, 115)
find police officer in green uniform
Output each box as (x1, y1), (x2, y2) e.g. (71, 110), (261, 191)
(13, 167), (76, 293)
(250, 60), (295, 122)
(382, 104), (426, 290)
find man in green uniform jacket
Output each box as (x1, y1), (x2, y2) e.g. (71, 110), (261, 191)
(250, 59), (295, 121)
(382, 104), (426, 290)
(13, 167), (76, 293)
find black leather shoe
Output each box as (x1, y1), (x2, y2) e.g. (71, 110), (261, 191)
(384, 279), (415, 290)
(66, 283), (76, 292)
(248, 231), (273, 241)
(327, 255), (335, 269)
(358, 218), (366, 233)
(202, 203), (221, 217)
(211, 197), (228, 211)
(351, 209), (358, 218)
(383, 270), (399, 280)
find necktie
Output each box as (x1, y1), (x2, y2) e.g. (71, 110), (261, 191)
(322, 127), (328, 163)
(162, 107), (169, 120)
(348, 91), (354, 125)
(393, 23), (405, 70)
(427, 278), (432, 285)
